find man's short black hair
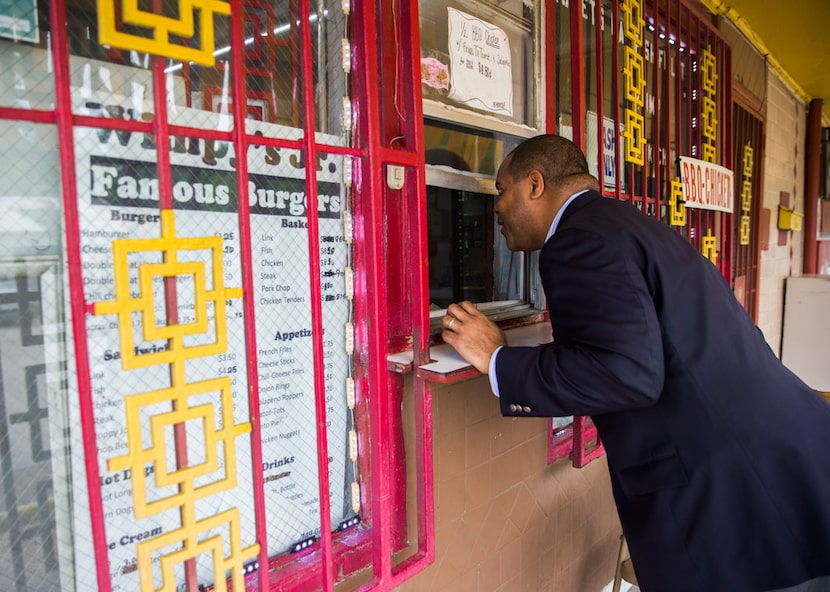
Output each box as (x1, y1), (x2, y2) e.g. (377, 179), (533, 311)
(505, 134), (590, 185)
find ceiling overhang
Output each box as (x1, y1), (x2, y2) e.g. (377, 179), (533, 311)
(701, 0), (830, 124)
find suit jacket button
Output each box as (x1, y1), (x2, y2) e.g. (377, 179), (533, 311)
(522, 406), (531, 413)
(509, 404), (519, 412)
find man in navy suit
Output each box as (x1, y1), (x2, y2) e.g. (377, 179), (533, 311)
(442, 134), (830, 591)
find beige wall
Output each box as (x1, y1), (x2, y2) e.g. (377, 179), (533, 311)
(396, 375), (622, 592)
(757, 72), (807, 353)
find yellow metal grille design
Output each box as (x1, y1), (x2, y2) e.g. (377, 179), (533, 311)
(742, 144), (754, 174)
(95, 210), (258, 591)
(621, 0), (646, 166)
(702, 228), (718, 264)
(740, 215), (751, 245)
(135, 509), (252, 592)
(702, 143), (717, 163)
(621, 0), (644, 46)
(741, 180), (753, 212)
(97, 0), (231, 66)
(701, 97), (718, 142)
(623, 109), (646, 165)
(700, 47), (718, 163)
(700, 48), (718, 95)
(623, 47), (647, 104)
(669, 179), (686, 226)
(740, 143), (754, 245)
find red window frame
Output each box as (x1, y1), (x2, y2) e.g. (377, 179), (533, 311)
(731, 100), (765, 320)
(0, 0), (434, 590)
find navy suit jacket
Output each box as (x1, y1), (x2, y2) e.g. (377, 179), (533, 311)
(495, 191), (830, 591)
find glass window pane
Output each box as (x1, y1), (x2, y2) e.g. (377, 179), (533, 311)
(420, 0), (535, 127)
(426, 186), (526, 310)
(424, 121), (507, 175)
(237, 0), (350, 137)
(0, 120), (68, 592)
(424, 120), (528, 313)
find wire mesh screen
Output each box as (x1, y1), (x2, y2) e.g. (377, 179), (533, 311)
(0, 0), (361, 589)
(72, 112), (262, 588)
(245, 140), (356, 555)
(0, 270), (68, 592)
(0, 108), (67, 592)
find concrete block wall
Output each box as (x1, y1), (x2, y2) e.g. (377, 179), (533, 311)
(757, 72), (807, 354)
(397, 376), (622, 592)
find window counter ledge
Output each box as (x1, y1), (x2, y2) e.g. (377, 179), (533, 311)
(387, 321), (552, 384)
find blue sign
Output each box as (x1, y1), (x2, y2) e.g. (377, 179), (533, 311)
(0, 0), (39, 43)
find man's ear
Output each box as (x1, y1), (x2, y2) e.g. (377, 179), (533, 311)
(527, 170), (545, 200)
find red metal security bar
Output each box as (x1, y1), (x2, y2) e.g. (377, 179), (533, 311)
(731, 102), (764, 320)
(0, 0), (433, 590)
(549, 0), (732, 465)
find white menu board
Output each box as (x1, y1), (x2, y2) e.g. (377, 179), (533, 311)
(70, 95), (353, 590)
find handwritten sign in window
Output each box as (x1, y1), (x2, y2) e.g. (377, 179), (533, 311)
(447, 8), (513, 117)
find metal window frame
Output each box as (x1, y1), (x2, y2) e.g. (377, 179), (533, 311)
(731, 100), (765, 321)
(0, 0), (435, 589)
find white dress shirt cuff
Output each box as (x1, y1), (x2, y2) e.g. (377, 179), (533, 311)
(488, 346), (503, 398)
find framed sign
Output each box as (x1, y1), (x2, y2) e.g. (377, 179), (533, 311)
(0, 0), (38, 43)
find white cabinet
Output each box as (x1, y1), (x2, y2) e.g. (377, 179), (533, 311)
(782, 276), (830, 391)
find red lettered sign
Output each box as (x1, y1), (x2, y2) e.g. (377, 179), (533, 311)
(679, 156), (734, 213)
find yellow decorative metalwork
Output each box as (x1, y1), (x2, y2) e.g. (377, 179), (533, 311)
(624, 47), (647, 105)
(739, 143), (755, 246)
(96, 212), (242, 367)
(740, 214), (751, 246)
(741, 180), (753, 212)
(622, 0), (646, 167)
(702, 143), (717, 164)
(702, 229), (718, 264)
(701, 96), (718, 141)
(700, 47), (718, 165)
(109, 376), (248, 516)
(742, 145), (754, 178)
(95, 210), (257, 591)
(135, 509), (255, 592)
(623, 110), (646, 166)
(701, 48), (718, 95)
(621, 0), (645, 46)
(669, 179), (686, 226)
(97, 0), (231, 66)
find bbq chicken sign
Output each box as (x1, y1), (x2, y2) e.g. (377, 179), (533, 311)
(678, 156), (734, 213)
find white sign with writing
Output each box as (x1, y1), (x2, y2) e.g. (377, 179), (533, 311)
(678, 156), (734, 213)
(586, 111), (626, 191)
(447, 7), (513, 116)
(68, 80), (353, 590)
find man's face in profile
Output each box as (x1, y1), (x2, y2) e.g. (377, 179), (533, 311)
(495, 156), (542, 252)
